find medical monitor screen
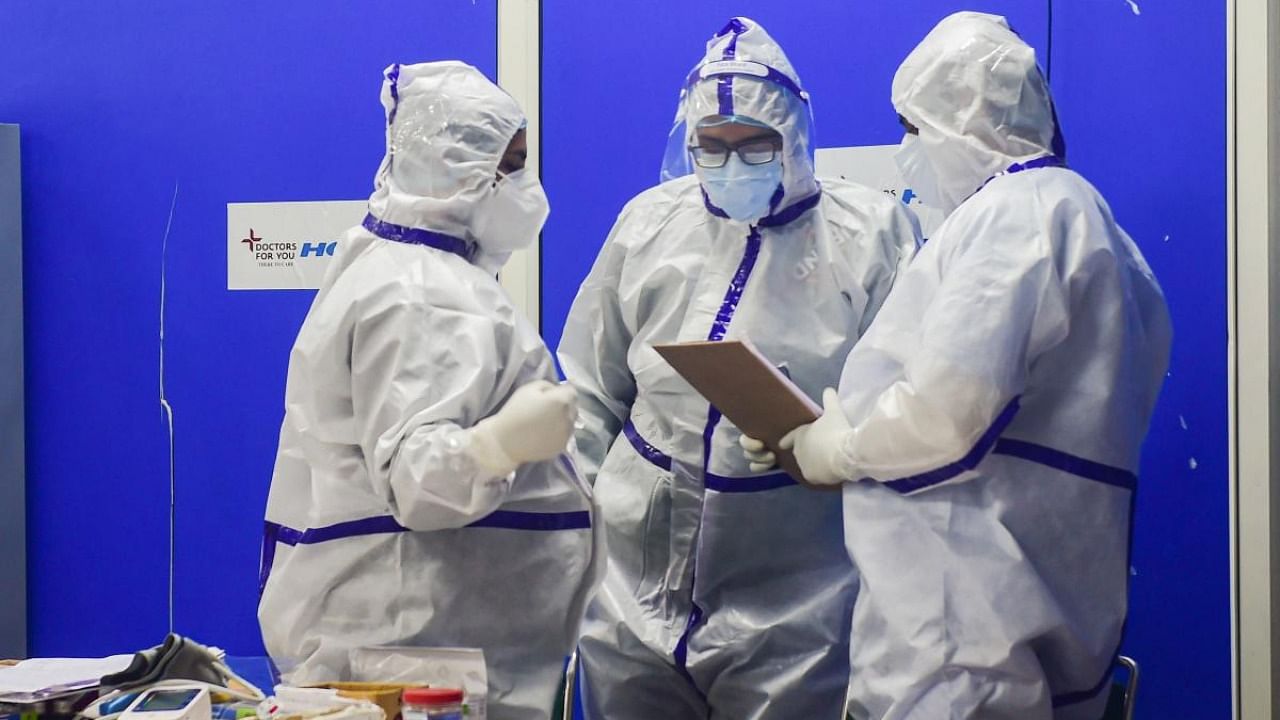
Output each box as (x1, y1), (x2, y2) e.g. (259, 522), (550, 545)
(135, 690), (200, 712)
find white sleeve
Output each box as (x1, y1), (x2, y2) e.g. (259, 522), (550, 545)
(841, 204), (1070, 493)
(353, 296), (514, 531)
(557, 216), (637, 487)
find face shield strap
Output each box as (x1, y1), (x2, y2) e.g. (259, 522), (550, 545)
(362, 213), (476, 262)
(696, 114), (771, 130)
(685, 60), (811, 110)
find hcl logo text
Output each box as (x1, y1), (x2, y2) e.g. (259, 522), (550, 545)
(300, 242), (337, 258)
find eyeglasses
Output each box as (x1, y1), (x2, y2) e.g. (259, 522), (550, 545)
(688, 139), (782, 168)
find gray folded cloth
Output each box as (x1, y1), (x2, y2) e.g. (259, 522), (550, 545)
(100, 635), (228, 692)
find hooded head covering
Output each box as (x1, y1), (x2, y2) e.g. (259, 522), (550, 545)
(661, 17), (819, 214)
(366, 61), (525, 253)
(892, 12), (1065, 214)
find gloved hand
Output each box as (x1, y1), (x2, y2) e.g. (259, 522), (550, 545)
(779, 388), (857, 486)
(738, 434), (778, 474)
(467, 380), (578, 477)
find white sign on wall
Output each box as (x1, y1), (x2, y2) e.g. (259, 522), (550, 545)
(226, 201), (366, 290)
(815, 144), (945, 240)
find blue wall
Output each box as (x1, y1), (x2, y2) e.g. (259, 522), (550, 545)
(541, 2), (1229, 718)
(5, 1), (1231, 716)
(1, 0), (497, 656)
(1051, 3), (1230, 717)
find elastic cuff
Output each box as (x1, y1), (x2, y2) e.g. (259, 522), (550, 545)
(834, 429), (861, 482)
(465, 426), (519, 479)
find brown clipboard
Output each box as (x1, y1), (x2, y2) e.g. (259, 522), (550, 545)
(653, 339), (830, 490)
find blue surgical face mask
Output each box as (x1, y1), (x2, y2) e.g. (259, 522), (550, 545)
(697, 155), (783, 223)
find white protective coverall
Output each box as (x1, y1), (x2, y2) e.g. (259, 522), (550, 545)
(258, 61), (601, 720)
(560, 17), (919, 720)
(830, 13), (1172, 720)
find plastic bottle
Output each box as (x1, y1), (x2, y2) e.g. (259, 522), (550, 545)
(401, 688), (465, 720)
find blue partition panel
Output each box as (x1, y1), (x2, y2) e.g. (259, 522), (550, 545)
(1051, 3), (1230, 717)
(0, 0), (497, 656)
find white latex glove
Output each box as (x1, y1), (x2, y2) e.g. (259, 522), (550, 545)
(779, 388), (857, 486)
(738, 434), (778, 474)
(467, 380), (578, 477)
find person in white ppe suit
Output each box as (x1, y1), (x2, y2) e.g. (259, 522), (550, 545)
(560, 18), (918, 720)
(742, 12), (1172, 720)
(258, 61), (601, 720)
